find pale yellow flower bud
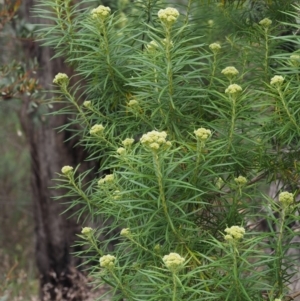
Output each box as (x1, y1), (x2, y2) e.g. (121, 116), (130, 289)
(154, 244), (161, 252)
(90, 124), (105, 135)
(81, 227), (93, 235)
(279, 191), (293, 207)
(128, 99), (139, 107)
(104, 174), (114, 183)
(98, 174), (114, 185)
(99, 254), (116, 269)
(150, 142), (160, 150)
(158, 7), (179, 26)
(259, 18), (272, 28)
(122, 138), (134, 147)
(224, 234), (233, 241)
(91, 5), (111, 20)
(221, 66), (239, 78)
(53, 73), (69, 86)
(194, 128), (212, 141)
(225, 84), (242, 94)
(234, 176), (247, 186)
(163, 252), (185, 272)
(120, 228), (130, 237)
(207, 19), (214, 27)
(209, 43), (221, 54)
(216, 177), (224, 189)
(83, 101), (92, 108)
(61, 165), (73, 175)
(290, 54), (300, 66)
(162, 38), (174, 48)
(146, 40), (159, 52)
(140, 130), (169, 151)
(224, 226), (245, 241)
(117, 147), (126, 155)
(270, 75), (284, 87)
(113, 190), (121, 200)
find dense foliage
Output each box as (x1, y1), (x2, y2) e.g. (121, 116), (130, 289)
(37, 1), (300, 300)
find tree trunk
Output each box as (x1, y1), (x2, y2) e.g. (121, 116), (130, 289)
(20, 1), (94, 299)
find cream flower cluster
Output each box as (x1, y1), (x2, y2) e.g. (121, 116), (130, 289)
(216, 177), (224, 189)
(98, 174), (114, 185)
(224, 226), (245, 241)
(61, 165), (73, 175)
(279, 191), (294, 207)
(122, 138), (134, 147)
(208, 19), (214, 27)
(90, 124), (105, 135)
(128, 99), (139, 107)
(99, 254), (116, 269)
(194, 128), (211, 142)
(221, 66), (239, 78)
(154, 244), (161, 252)
(120, 228), (130, 237)
(225, 84), (242, 94)
(290, 54), (300, 66)
(146, 40), (159, 52)
(81, 227), (93, 235)
(162, 38), (174, 47)
(158, 7), (179, 26)
(259, 18), (272, 28)
(270, 75), (284, 86)
(53, 73), (69, 86)
(83, 101), (92, 108)
(234, 176), (247, 186)
(209, 43), (221, 54)
(140, 130), (171, 150)
(117, 147), (126, 155)
(91, 5), (111, 20)
(163, 252), (185, 272)
(112, 190), (121, 200)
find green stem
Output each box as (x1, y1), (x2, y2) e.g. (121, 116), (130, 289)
(89, 106), (112, 121)
(152, 152), (176, 234)
(232, 245), (242, 301)
(209, 53), (217, 88)
(227, 95), (237, 153)
(69, 176), (98, 210)
(64, 0), (72, 25)
(184, 0), (193, 25)
(192, 141), (204, 184)
(110, 270), (131, 300)
(128, 237), (159, 257)
(263, 29), (269, 81)
(165, 27), (175, 110)
(100, 20), (117, 90)
(62, 87), (90, 126)
(172, 273), (177, 301)
(275, 209), (286, 295)
(89, 235), (103, 256)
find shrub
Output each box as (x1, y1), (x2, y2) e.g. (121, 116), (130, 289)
(37, 1), (300, 300)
